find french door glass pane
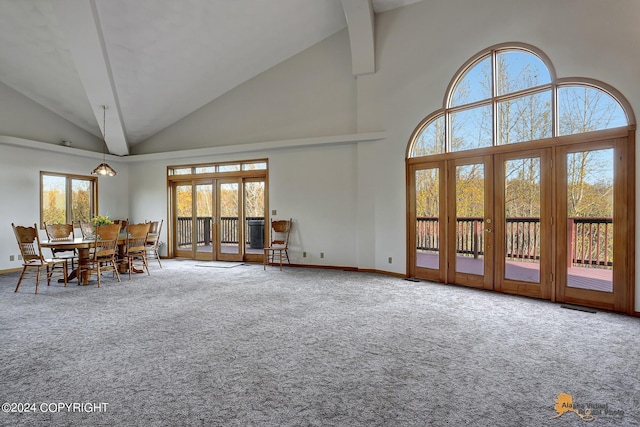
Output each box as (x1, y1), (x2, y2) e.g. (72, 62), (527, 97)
(196, 184), (213, 253)
(455, 164), (484, 275)
(220, 182), (240, 254)
(176, 184), (193, 250)
(566, 149), (614, 292)
(504, 157), (541, 283)
(244, 181), (265, 254)
(415, 168), (439, 269)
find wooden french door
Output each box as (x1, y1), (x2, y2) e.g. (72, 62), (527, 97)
(409, 132), (633, 313)
(447, 156), (495, 290)
(555, 139), (630, 312)
(173, 178), (243, 262)
(494, 149), (552, 300)
(409, 160), (446, 283)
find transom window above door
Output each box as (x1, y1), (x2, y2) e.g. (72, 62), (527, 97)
(408, 43), (630, 158)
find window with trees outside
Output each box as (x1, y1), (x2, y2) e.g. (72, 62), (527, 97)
(407, 43), (635, 314)
(40, 172), (97, 228)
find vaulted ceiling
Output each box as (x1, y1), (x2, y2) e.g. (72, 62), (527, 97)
(0, 0), (423, 155)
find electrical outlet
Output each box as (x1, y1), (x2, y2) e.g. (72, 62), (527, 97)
(9, 255), (14, 261)
(388, 257), (393, 264)
(320, 252), (324, 259)
(271, 209), (277, 215)
(18, 255), (22, 260)
(303, 251), (307, 258)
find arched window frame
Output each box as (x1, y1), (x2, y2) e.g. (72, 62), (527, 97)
(407, 42), (635, 159)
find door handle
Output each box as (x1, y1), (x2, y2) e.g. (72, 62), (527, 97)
(485, 228), (492, 233)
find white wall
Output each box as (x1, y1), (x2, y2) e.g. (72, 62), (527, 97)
(0, 144), (129, 271)
(127, 142), (359, 266)
(0, 82), (104, 152)
(132, 29), (357, 155)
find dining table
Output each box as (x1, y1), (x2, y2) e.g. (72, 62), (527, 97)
(40, 233), (144, 285)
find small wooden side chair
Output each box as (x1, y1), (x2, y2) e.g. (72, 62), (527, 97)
(145, 219), (163, 268)
(12, 223), (68, 294)
(263, 218), (292, 270)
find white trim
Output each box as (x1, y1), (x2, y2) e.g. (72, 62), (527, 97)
(0, 132), (388, 163)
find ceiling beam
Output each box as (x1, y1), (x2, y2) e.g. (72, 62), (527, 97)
(51, 0), (129, 156)
(341, 0), (375, 76)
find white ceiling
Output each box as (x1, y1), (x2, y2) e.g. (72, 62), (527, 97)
(0, 0), (422, 155)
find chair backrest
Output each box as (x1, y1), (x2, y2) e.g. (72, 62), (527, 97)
(146, 219), (163, 247)
(44, 223), (74, 241)
(113, 219), (129, 229)
(126, 223), (150, 253)
(270, 219), (292, 247)
(12, 223), (44, 263)
(91, 223), (121, 260)
(79, 221), (95, 239)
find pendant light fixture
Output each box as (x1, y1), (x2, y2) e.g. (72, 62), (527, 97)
(91, 105), (117, 176)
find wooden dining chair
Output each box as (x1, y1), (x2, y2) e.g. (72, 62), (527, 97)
(123, 223), (151, 279)
(145, 219), (163, 268)
(12, 223), (68, 294)
(77, 223), (121, 287)
(44, 222), (77, 274)
(263, 218), (292, 270)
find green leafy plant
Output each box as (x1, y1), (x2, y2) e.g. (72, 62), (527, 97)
(91, 214), (113, 226)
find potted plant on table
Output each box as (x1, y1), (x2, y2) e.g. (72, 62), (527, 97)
(91, 214), (113, 227)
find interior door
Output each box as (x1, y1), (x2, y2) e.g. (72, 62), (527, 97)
(447, 156), (494, 289)
(494, 149), (552, 299)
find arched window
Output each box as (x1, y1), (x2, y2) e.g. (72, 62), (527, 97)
(408, 44), (629, 158)
(406, 43), (635, 314)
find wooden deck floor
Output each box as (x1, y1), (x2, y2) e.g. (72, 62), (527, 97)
(179, 243), (263, 253)
(417, 251), (613, 292)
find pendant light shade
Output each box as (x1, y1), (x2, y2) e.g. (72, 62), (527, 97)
(92, 105), (116, 177)
(91, 162), (117, 176)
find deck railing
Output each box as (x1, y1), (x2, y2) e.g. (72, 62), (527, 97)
(176, 216), (263, 247)
(417, 216), (612, 267)
(568, 217), (613, 267)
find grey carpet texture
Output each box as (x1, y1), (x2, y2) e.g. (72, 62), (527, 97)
(0, 259), (638, 427)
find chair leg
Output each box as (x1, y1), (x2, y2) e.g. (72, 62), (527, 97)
(143, 256), (150, 275)
(113, 261), (121, 282)
(62, 261), (68, 287)
(35, 267), (42, 294)
(15, 267), (27, 292)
